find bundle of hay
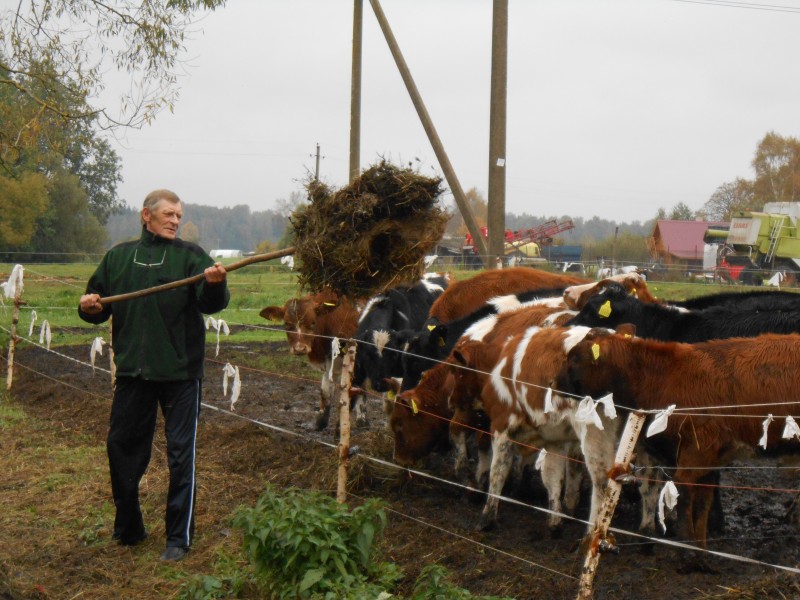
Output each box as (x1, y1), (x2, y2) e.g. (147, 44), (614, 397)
(290, 160), (449, 297)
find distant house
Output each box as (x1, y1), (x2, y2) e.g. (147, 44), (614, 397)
(209, 249), (242, 259)
(646, 220), (728, 268)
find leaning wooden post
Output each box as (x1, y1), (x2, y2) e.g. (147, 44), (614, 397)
(5, 265), (24, 392)
(336, 340), (357, 503)
(577, 411), (646, 600)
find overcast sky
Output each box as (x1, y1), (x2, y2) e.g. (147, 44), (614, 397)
(104, 0), (800, 224)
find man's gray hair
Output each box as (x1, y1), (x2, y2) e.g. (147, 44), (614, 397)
(141, 189), (181, 224)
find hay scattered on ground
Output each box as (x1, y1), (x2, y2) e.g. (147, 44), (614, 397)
(290, 161), (449, 297)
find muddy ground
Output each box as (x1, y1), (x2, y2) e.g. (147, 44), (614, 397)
(5, 339), (800, 599)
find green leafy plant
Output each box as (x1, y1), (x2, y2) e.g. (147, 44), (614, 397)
(231, 485), (401, 599)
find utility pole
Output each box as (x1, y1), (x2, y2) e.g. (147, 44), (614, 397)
(311, 143), (324, 181)
(487, 0), (508, 268)
(349, 0), (363, 182)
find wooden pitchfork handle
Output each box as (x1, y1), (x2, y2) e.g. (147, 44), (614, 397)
(98, 246), (295, 305)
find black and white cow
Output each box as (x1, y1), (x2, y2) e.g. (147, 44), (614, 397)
(351, 273), (451, 413)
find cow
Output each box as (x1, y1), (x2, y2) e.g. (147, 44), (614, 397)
(260, 288), (362, 430)
(671, 288), (800, 310)
(568, 282), (800, 341)
(562, 272), (658, 310)
(400, 287), (572, 392)
(426, 267), (588, 325)
(351, 273), (451, 418)
(555, 330), (800, 565)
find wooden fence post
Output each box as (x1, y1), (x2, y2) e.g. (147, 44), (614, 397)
(336, 341), (357, 503)
(5, 266), (24, 392)
(577, 411), (646, 600)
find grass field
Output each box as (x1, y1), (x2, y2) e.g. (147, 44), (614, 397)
(0, 260), (784, 350)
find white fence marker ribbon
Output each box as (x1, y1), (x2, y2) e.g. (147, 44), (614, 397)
(280, 255), (294, 270)
(39, 320), (51, 350)
(782, 415), (800, 441)
(534, 448), (547, 471)
(646, 405), (676, 437)
(759, 414), (774, 449)
(28, 310), (37, 336)
(205, 317), (230, 357)
(543, 387), (554, 413)
(575, 396), (604, 430)
(2, 264), (24, 299)
(90, 337), (106, 370)
(596, 393), (617, 420)
(221, 363), (241, 410)
(328, 337), (341, 380)
(657, 481), (679, 533)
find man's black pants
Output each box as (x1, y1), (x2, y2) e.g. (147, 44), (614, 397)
(107, 377), (201, 548)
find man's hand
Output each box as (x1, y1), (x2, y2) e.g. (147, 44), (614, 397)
(80, 293), (103, 314)
(204, 262), (227, 284)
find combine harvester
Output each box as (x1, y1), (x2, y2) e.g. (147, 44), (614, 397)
(705, 202), (800, 285)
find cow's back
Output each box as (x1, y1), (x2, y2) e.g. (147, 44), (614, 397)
(429, 267), (588, 324)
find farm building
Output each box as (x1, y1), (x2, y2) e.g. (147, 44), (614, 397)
(210, 249), (243, 259)
(646, 219), (728, 268)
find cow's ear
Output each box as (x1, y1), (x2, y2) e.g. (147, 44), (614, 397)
(260, 306), (285, 321)
(616, 323), (636, 337)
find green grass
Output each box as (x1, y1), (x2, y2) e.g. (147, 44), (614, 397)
(1, 262), (789, 350)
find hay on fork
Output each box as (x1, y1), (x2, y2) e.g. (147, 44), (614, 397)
(290, 161), (449, 298)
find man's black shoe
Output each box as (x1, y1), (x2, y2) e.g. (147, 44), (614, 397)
(160, 546), (189, 561)
(113, 531), (148, 546)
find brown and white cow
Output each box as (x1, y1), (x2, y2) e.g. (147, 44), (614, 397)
(260, 288), (363, 429)
(427, 267), (588, 325)
(555, 330), (800, 554)
(562, 272), (658, 310)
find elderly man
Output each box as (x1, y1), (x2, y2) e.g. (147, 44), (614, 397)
(79, 189), (229, 562)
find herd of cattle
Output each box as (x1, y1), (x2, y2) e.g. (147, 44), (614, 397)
(261, 267), (800, 562)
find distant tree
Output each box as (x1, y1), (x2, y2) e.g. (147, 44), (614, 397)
(702, 179), (755, 221)
(668, 202), (695, 220)
(276, 190), (308, 218)
(64, 137), (125, 225)
(0, 0), (228, 165)
(0, 172), (49, 247)
(582, 232), (651, 264)
(654, 207), (667, 220)
(445, 187), (487, 236)
(752, 131), (800, 205)
(180, 221), (200, 244)
(28, 168), (107, 255)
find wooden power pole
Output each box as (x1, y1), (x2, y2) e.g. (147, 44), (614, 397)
(487, 0), (508, 267)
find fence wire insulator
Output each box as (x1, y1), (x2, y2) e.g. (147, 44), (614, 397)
(598, 538), (620, 555)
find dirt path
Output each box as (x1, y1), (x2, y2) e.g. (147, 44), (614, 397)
(2, 341), (800, 599)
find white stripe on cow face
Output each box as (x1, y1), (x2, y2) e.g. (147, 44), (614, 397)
(562, 326), (594, 354)
(491, 357), (514, 405)
(464, 314), (498, 341)
(421, 277), (444, 293)
(372, 330), (390, 356)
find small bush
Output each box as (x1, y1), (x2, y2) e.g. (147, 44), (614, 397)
(231, 485), (401, 599)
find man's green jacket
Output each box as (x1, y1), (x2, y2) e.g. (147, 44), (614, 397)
(79, 227), (230, 381)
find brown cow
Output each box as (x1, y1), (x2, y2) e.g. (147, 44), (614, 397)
(562, 272), (659, 310)
(427, 267), (588, 324)
(556, 330), (800, 559)
(260, 288), (363, 429)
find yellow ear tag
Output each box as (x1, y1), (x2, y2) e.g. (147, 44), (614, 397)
(323, 302), (336, 307)
(591, 343), (601, 361)
(598, 300), (612, 318)
(410, 399), (419, 415)
(624, 333), (632, 339)
(387, 390), (395, 400)
(427, 325), (436, 331)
